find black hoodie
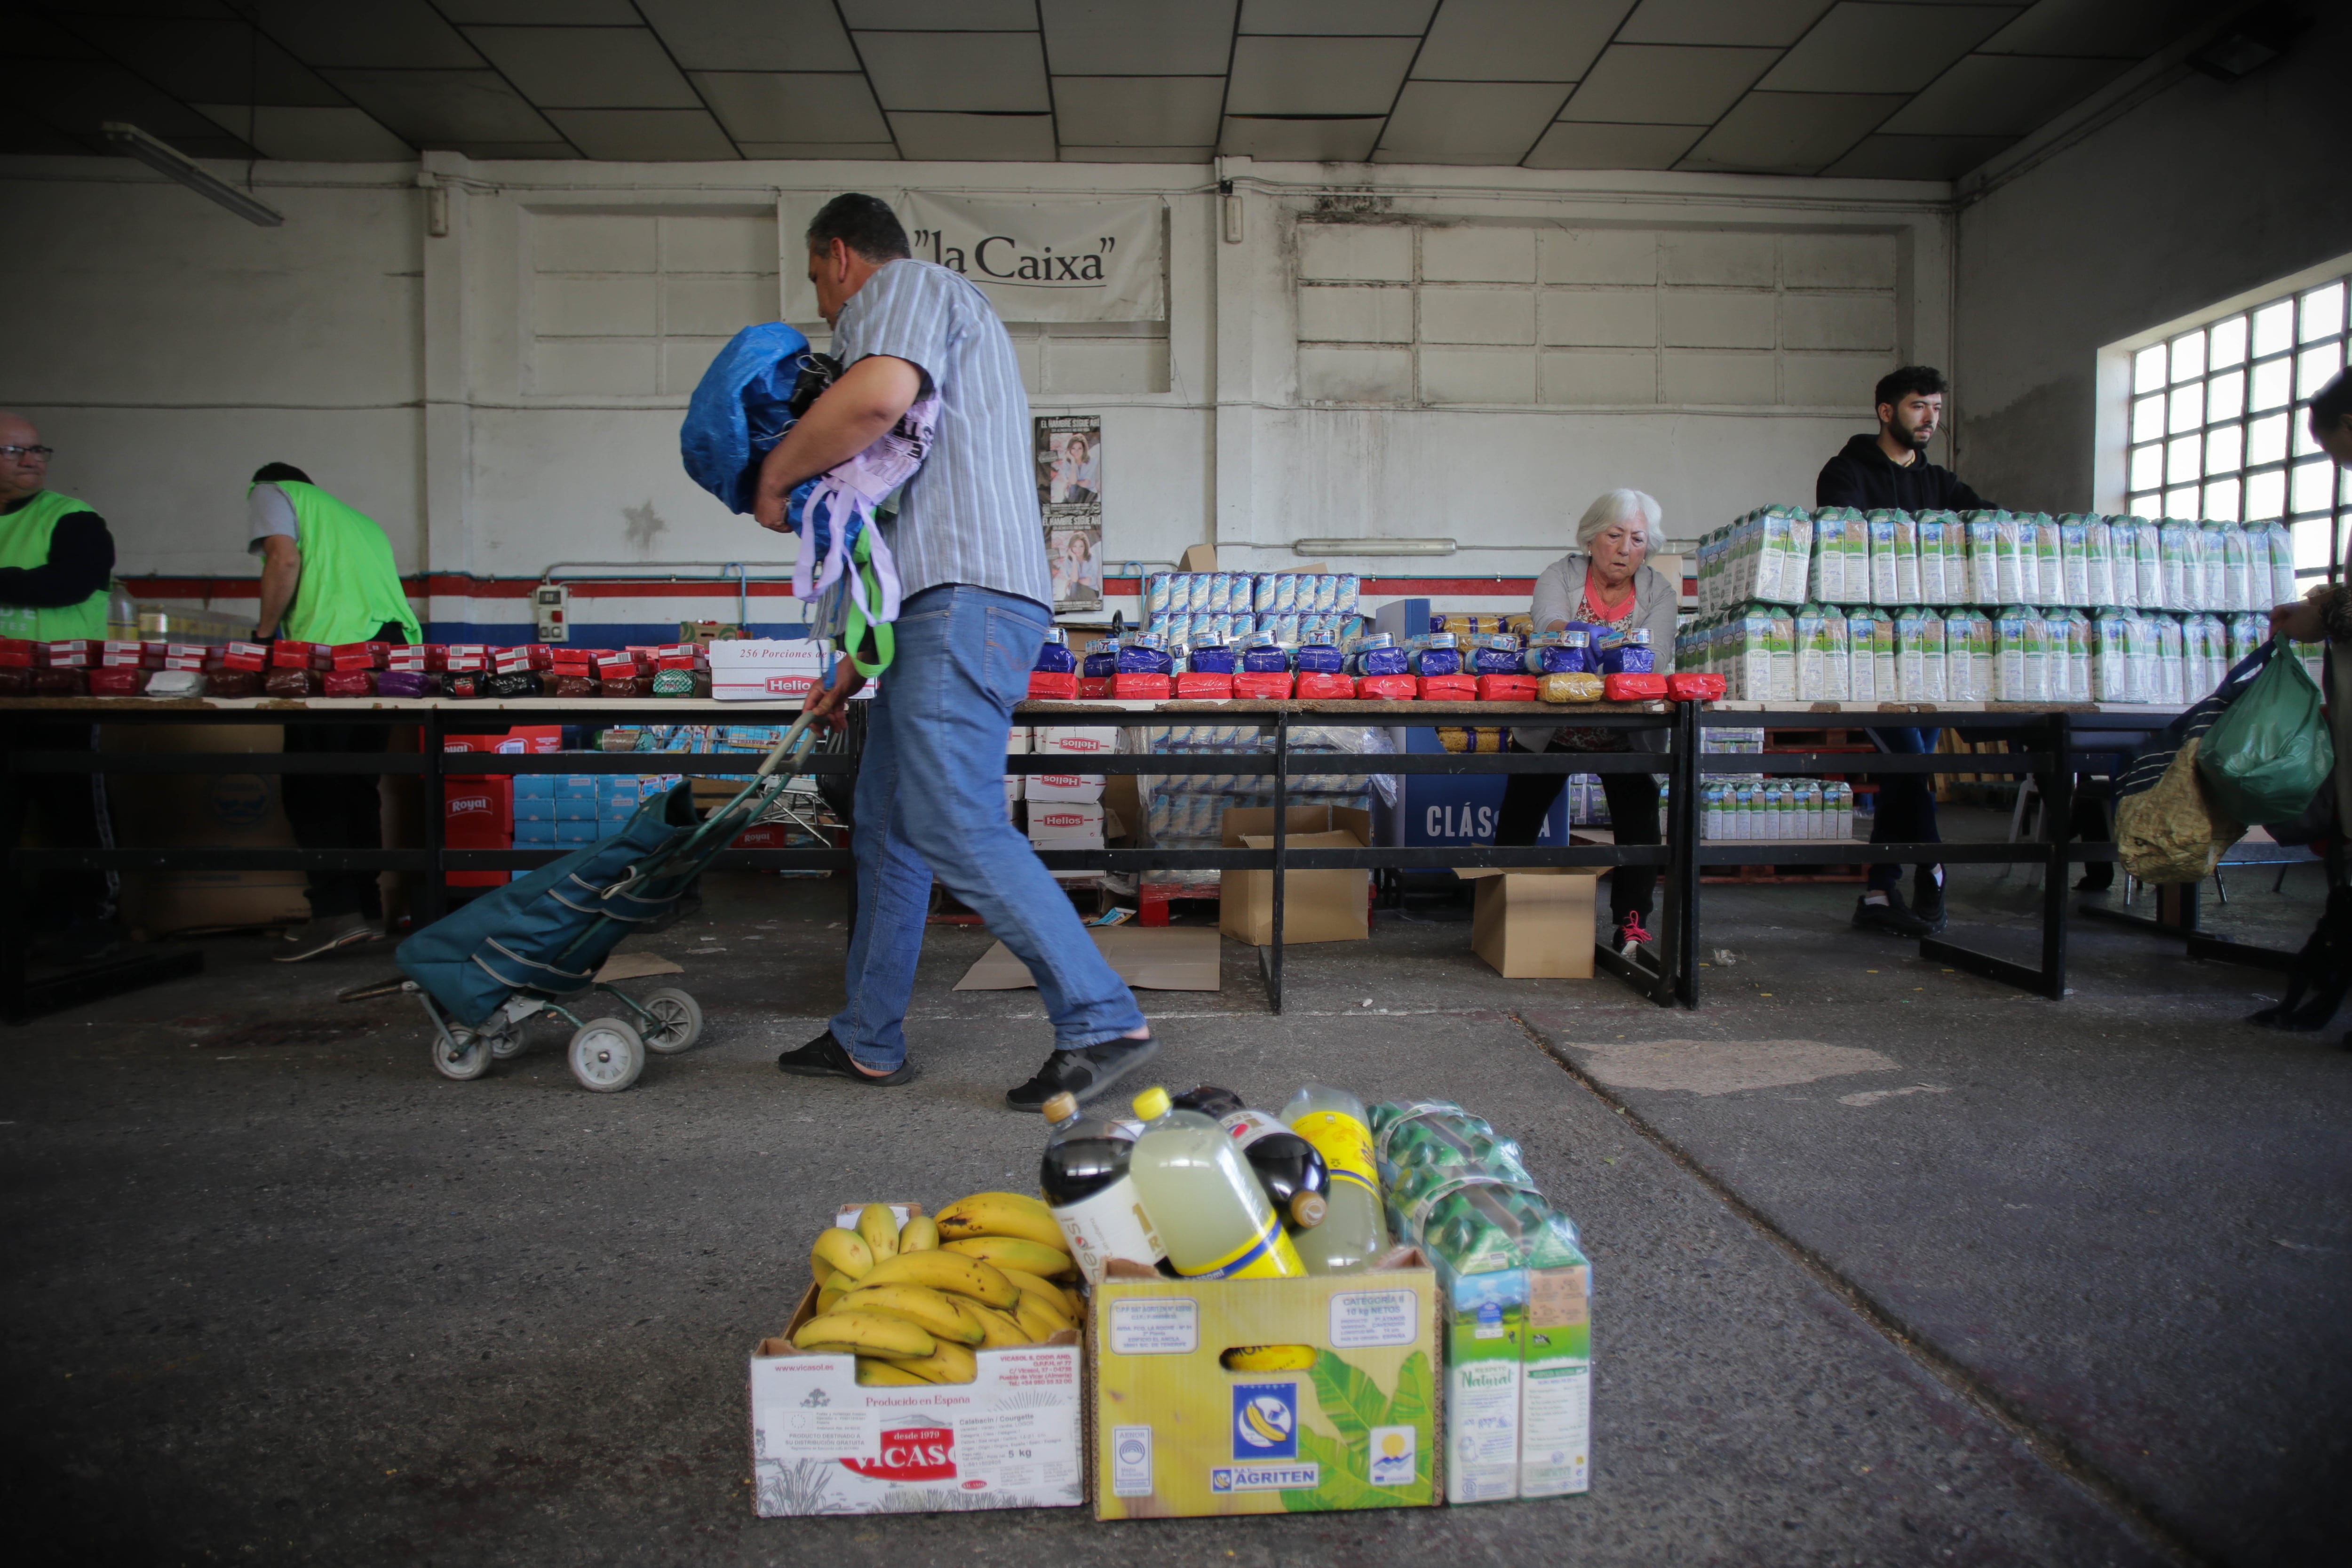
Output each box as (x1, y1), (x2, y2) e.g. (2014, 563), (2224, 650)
(1814, 433), (1988, 512)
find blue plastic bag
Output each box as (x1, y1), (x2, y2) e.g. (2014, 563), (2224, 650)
(679, 322), (817, 516)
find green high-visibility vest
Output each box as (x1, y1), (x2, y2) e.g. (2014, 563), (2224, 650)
(0, 490), (109, 641)
(258, 480), (422, 645)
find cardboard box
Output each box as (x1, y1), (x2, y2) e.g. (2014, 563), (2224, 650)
(1219, 805), (1374, 946)
(749, 1203), (1083, 1516)
(1457, 868), (1596, 979)
(99, 724), (310, 936)
(709, 637), (827, 702)
(1089, 1255), (1438, 1519)
(1036, 725), (1119, 758)
(1027, 771), (1105, 804)
(1027, 801), (1106, 845)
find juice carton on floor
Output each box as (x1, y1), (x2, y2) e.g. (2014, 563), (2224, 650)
(1090, 1254), (1438, 1518)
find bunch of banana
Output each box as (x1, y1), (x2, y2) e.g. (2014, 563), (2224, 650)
(797, 1202), (1081, 1385)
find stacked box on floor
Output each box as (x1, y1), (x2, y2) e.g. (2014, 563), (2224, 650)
(1129, 724), (1391, 887)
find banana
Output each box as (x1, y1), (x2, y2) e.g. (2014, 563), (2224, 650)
(810, 1227), (874, 1283)
(890, 1341), (978, 1385)
(793, 1308), (934, 1360)
(993, 1266), (1073, 1308)
(941, 1235), (1075, 1281)
(934, 1192), (1066, 1250)
(816, 1285), (847, 1315)
(1014, 1290), (1075, 1341)
(855, 1204), (900, 1263)
(963, 1303), (1033, 1348)
(837, 1284), (985, 1346)
(856, 1358), (930, 1386)
(898, 1214), (940, 1253)
(1221, 1344), (1319, 1372)
(853, 1250), (1021, 1309)
(1060, 1285), (1086, 1321)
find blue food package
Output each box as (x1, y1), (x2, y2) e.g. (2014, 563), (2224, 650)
(1294, 641), (1345, 674)
(1468, 635), (1522, 675)
(1239, 633), (1291, 673)
(1081, 640), (1119, 679)
(1346, 634), (1408, 677)
(1597, 627), (1654, 674)
(1117, 634), (1174, 675)
(1188, 639), (1236, 674)
(1407, 632), (1461, 677)
(1033, 627), (1077, 674)
(1523, 631), (1590, 674)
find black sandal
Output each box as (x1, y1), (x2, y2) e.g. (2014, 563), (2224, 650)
(776, 1031), (916, 1085)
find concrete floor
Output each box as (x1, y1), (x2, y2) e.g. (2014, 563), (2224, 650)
(4, 844), (2346, 1566)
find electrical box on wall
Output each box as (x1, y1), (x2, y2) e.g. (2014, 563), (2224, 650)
(533, 583), (570, 644)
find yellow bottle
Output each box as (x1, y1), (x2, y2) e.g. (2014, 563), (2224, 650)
(1127, 1086), (1304, 1280)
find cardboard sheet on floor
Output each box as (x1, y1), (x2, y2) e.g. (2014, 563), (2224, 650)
(954, 925), (1221, 991)
(595, 951), (684, 982)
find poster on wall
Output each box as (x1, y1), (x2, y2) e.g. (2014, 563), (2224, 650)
(897, 193), (1165, 323)
(1037, 414), (1103, 611)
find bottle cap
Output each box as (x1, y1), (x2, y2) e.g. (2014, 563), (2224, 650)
(1290, 1192), (1328, 1229)
(1041, 1091), (1078, 1123)
(1131, 1085), (1170, 1122)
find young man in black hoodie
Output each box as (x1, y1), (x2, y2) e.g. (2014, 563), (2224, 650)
(1818, 366), (1990, 938)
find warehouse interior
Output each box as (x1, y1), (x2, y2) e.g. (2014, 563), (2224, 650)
(5, 2), (2351, 1564)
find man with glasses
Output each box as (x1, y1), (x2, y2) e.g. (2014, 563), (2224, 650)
(0, 412), (124, 962)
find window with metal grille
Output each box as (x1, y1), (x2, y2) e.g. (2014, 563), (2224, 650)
(2124, 272), (2348, 581)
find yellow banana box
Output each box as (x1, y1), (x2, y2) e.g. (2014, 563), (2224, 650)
(748, 1202), (1085, 1517)
(1089, 1253), (1439, 1519)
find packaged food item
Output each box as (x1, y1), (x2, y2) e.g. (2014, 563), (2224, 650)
(1034, 626), (1078, 674)
(1664, 672), (1724, 701)
(1278, 1083), (1389, 1274)
(378, 669), (438, 699)
(493, 669), (546, 698)
(1292, 639), (1345, 676)
(1117, 634), (1175, 676)
(1345, 633), (1408, 677)
(143, 669), (206, 697)
(321, 669), (377, 696)
(2158, 517), (2200, 611)
(263, 668), (318, 697)
(1171, 1088), (1330, 1232)
(1127, 1087), (1305, 1280)
(1040, 1091), (1165, 1282)
(87, 666), (143, 696)
(1237, 632), (1288, 673)
(2083, 516), (2116, 608)
(1406, 633), (1461, 677)
(1595, 627), (1653, 675)
(1521, 630), (1589, 675)
(1602, 672), (1664, 701)
(547, 674), (597, 698)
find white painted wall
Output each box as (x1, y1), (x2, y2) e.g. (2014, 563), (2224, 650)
(1952, 6), (2352, 514)
(2, 149), (1956, 589)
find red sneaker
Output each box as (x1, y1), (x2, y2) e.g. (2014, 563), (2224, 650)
(1615, 910), (1653, 951)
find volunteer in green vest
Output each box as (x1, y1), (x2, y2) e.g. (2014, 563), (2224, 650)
(247, 462), (421, 962)
(0, 411), (126, 963)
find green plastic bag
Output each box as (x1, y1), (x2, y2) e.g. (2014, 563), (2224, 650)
(2196, 639), (2335, 826)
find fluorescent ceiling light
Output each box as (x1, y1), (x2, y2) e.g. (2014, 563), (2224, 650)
(1293, 537), (1456, 556)
(101, 122), (284, 227)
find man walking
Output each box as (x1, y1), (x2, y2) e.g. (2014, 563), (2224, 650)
(1817, 367), (1991, 938)
(246, 462), (422, 960)
(752, 194), (1154, 1109)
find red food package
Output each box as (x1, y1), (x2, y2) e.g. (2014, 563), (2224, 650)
(218, 651), (266, 672)
(205, 667), (262, 697)
(445, 653), (487, 672)
(446, 671), (485, 699)
(654, 654), (698, 671)
(1602, 672), (1667, 701)
(265, 668), (319, 697)
(1110, 673), (1174, 700)
(1416, 674), (1477, 700)
(1172, 672), (1232, 700)
(31, 668), (88, 695)
(46, 638), (100, 659)
(1353, 674), (1417, 700)
(100, 650), (145, 667)
(45, 649), (92, 669)
(321, 669), (376, 696)
(526, 644), (555, 669)
(87, 667), (143, 696)
(599, 676), (651, 697)
(1665, 672), (1724, 702)
(269, 646), (313, 669)
(1293, 671), (1355, 700)
(1475, 674), (1541, 701)
(0, 667), (28, 694)
(1027, 671), (1081, 700)
(1076, 676), (1110, 699)
(0, 637), (36, 666)
(103, 640), (145, 657)
(546, 674), (597, 698)
(1231, 671), (1295, 699)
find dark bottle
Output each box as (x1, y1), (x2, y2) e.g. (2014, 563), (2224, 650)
(1038, 1091), (1163, 1282)
(1170, 1085), (1329, 1228)
(1173, 1084), (1246, 1119)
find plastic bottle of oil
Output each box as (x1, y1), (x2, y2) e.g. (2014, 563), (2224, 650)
(1039, 1091), (1164, 1284)
(1127, 1086), (1305, 1280)
(1278, 1083), (1391, 1274)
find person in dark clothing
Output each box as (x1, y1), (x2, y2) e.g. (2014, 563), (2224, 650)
(0, 412), (124, 963)
(1816, 368), (1991, 939)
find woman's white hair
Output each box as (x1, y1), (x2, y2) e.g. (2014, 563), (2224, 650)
(1574, 488), (1662, 550)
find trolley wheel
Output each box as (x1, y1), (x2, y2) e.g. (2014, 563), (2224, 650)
(431, 1026), (492, 1082)
(567, 1017), (645, 1093)
(638, 987), (704, 1054)
(489, 1026), (530, 1060)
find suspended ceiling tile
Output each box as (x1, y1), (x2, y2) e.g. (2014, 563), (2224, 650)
(462, 26), (700, 109)
(691, 72), (891, 144)
(0, 113), (101, 156)
(191, 103), (414, 160)
(1376, 81), (1566, 164)
(1412, 0), (1633, 83)
(1227, 35), (1418, 115)
(1559, 44), (1780, 124)
(1679, 91), (1906, 174)
(738, 142), (900, 159)
(1239, 0), (1437, 31)
(1053, 76), (1225, 146)
(250, 0), (485, 70)
(1820, 131), (2017, 178)
(1878, 51), (2128, 136)
(842, 0), (1037, 28)
(1757, 2), (2019, 94)
(1977, 0), (2214, 58)
(858, 32), (1052, 112)
(1218, 115), (1383, 161)
(438, 1), (642, 20)
(60, 17), (347, 106)
(1523, 119), (1703, 168)
(637, 0), (857, 71)
(1059, 145), (1217, 163)
(15, 59), (241, 143)
(543, 109), (740, 160)
(321, 68), (566, 144)
(888, 111), (1057, 160)
(1040, 0), (1239, 74)
(1616, 0), (1834, 48)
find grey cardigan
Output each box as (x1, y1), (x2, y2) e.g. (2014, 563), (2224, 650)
(1512, 552), (1680, 755)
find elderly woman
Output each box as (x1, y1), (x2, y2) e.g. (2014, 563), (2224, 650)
(1496, 488), (1679, 952)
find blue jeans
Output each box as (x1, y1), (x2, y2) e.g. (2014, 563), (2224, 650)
(1865, 726), (1941, 893)
(829, 584), (1146, 1070)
